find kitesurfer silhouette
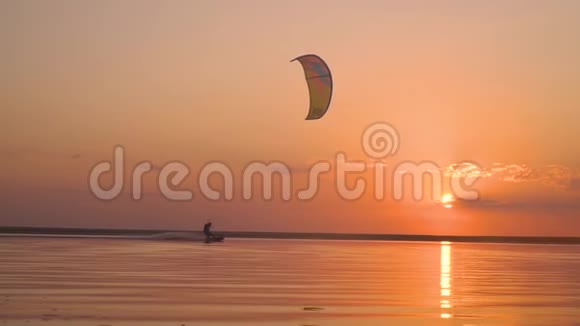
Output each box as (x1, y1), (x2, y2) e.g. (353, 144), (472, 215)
(203, 221), (215, 241)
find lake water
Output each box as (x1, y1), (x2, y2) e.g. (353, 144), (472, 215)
(0, 237), (578, 325)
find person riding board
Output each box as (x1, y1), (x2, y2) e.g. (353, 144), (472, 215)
(203, 221), (216, 241)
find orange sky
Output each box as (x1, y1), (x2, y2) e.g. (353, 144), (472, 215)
(1, 1), (579, 236)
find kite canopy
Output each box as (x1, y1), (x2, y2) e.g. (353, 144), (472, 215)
(291, 54), (333, 120)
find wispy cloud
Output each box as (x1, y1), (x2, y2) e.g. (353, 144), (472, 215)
(450, 197), (580, 211)
(446, 162), (580, 191)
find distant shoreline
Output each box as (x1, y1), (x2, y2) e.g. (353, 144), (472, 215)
(0, 226), (578, 245)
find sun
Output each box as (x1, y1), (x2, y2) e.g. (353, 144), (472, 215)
(441, 193), (455, 208)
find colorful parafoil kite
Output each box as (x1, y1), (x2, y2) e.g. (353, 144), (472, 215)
(291, 54), (333, 120)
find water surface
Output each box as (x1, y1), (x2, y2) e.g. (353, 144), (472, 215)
(0, 237), (578, 325)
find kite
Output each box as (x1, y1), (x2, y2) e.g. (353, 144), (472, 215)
(291, 54), (333, 120)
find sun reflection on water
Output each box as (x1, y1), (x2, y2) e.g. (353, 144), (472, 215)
(440, 241), (452, 318)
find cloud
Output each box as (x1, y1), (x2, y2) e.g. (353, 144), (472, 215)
(453, 198), (504, 207)
(446, 162), (580, 190)
(445, 162), (492, 179)
(450, 197), (580, 212)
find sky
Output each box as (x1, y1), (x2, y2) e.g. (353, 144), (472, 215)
(1, 1), (579, 236)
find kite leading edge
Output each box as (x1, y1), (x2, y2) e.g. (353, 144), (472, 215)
(291, 54), (333, 120)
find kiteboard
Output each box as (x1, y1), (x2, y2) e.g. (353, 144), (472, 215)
(149, 232), (224, 243)
(205, 235), (225, 243)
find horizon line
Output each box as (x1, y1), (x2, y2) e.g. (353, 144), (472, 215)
(0, 226), (578, 245)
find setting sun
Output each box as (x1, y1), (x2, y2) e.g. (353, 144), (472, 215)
(441, 193), (455, 208)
